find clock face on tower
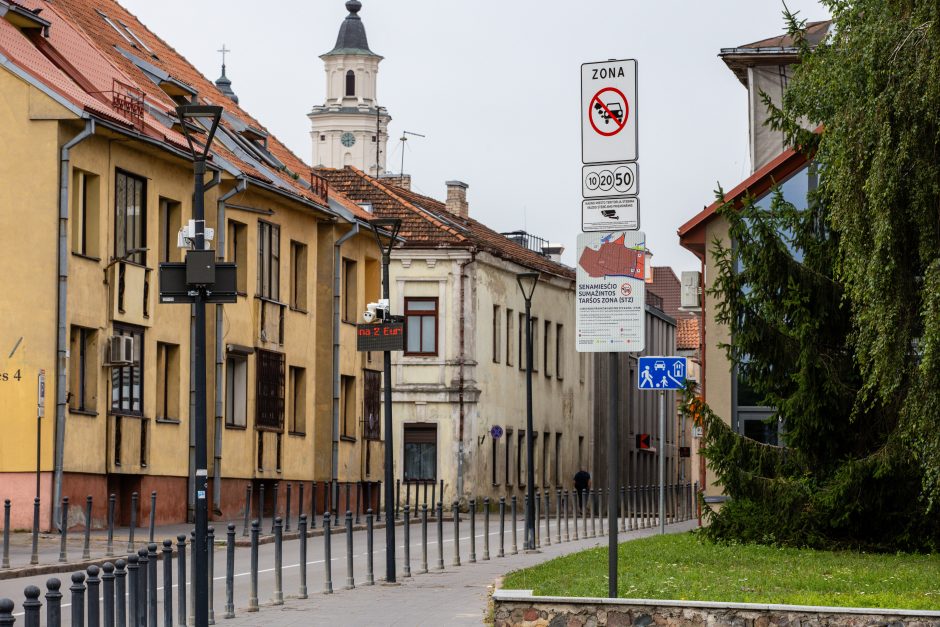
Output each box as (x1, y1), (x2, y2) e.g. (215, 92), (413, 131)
(340, 132), (356, 147)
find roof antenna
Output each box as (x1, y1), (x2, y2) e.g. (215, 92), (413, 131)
(399, 130), (426, 178)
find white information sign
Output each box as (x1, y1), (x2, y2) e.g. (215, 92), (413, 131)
(581, 59), (638, 164)
(582, 197), (639, 232)
(582, 162), (638, 198)
(576, 231), (646, 353)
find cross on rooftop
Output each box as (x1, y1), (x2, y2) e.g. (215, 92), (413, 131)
(217, 44), (230, 66)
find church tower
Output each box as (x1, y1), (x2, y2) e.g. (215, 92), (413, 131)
(309, 0), (390, 175)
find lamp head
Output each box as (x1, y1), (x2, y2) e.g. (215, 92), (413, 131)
(516, 271), (540, 303)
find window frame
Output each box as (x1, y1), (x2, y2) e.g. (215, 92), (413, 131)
(492, 304), (501, 363)
(256, 220), (280, 301)
(225, 353), (248, 429)
(342, 257), (358, 324)
(69, 326), (97, 415)
(110, 323), (144, 418)
(114, 169), (147, 266)
(403, 423), (437, 482)
(341, 374), (356, 440)
(288, 365), (306, 435)
(155, 342), (180, 423)
(290, 240), (308, 312)
(345, 69), (355, 97)
(404, 297), (439, 356)
(255, 348), (285, 431)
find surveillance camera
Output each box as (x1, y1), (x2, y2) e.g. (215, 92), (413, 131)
(363, 309), (376, 323)
(364, 300), (389, 323)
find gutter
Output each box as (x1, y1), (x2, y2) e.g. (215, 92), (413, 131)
(332, 223), (360, 510)
(53, 119), (95, 530)
(213, 177), (247, 513)
(455, 251), (477, 501)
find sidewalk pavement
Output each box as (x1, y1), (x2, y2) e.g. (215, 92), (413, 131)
(219, 520), (698, 627)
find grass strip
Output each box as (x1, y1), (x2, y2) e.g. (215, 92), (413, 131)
(502, 532), (940, 609)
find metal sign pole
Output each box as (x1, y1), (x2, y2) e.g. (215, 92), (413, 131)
(607, 353), (619, 597)
(659, 390), (665, 535)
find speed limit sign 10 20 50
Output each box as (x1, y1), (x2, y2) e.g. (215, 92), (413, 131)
(582, 162), (638, 199)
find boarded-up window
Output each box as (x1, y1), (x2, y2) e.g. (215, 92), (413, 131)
(363, 370), (381, 440)
(506, 309), (514, 367)
(403, 423), (436, 481)
(342, 258), (357, 322)
(341, 375), (356, 438)
(255, 349), (284, 430)
(492, 305), (501, 363)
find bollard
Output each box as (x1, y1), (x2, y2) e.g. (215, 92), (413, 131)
(589, 489), (596, 537)
(242, 484), (251, 538)
(298, 516), (308, 599)
(176, 535), (187, 626)
(598, 489), (604, 536)
(23, 585), (41, 627)
(0, 599), (14, 627)
(423, 482), (428, 508)
(322, 512), (333, 594)
(534, 492), (540, 548)
(572, 490), (580, 541)
(430, 482), (436, 516)
(206, 528), (216, 624)
(30, 497), (39, 565)
(483, 497), (491, 560)
(285, 484), (292, 533)
(147, 544), (158, 627)
(71, 571), (86, 627)
(402, 505), (411, 577)
(544, 491), (552, 546)
(469, 499), (476, 563)
(366, 509), (375, 585)
(581, 489), (588, 538)
(620, 486), (626, 532)
(344, 482), (350, 517)
(248, 521), (259, 612)
(395, 480), (401, 520)
(128, 492), (138, 553)
(563, 490), (570, 542)
(59, 496), (70, 563)
(47, 578), (63, 627)
(628, 486), (635, 531)
(114, 560), (127, 627)
(271, 483), (279, 534)
(87, 565), (101, 627)
(310, 482), (317, 529)
(298, 483), (305, 531)
(224, 526), (235, 618)
(498, 496), (507, 557)
(555, 490), (562, 544)
(452, 501), (461, 567)
(148, 492), (156, 544)
(435, 502), (444, 571)
(258, 484), (265, 535)
(161, 541), (173, 627)
(420, 504), (429, 574)
(107, 494), (116, 557)
(511, 495), (518, 554)
(344, 511), (355, 588)
(355, 482), (361, 525)
(136, 548), (148, 627)
(1, 500), (9, 569)
(273, 518), (284, 604)
(128, 556), (139, 627)
(102, 565), (115, 627)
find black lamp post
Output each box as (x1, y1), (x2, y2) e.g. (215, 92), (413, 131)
(369, 217), (402, 582)
(175, 104), (223, 627)
(516, 271), (539, 551)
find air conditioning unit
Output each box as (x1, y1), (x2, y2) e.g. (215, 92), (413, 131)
(680, 271), (702, 310)
(109, 335), (135, 366)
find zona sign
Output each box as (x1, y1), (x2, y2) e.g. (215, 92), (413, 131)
(581, 59), (638, 164)
(589, 87), (629, 137)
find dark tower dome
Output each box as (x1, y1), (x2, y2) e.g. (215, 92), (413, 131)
(322, 0), (381, 57)
(215, 64), (238, 104)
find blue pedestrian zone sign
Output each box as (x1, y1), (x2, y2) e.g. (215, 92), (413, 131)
(637, 356), (687, 390)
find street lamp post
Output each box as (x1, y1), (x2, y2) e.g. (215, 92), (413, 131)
(370, 218), (402, 582)
(175, 104), (223, 627)
(516, 272), (539, 551)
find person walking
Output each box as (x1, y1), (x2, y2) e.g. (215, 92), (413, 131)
(573, 469), (591, 508)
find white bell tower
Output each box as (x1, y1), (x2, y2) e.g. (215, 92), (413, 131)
(309, 0), (391, 175)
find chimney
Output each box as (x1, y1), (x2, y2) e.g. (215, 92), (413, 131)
(541, 243), (565, 263)
(445, 180), (469, 218)
(380, 173), (411, 191)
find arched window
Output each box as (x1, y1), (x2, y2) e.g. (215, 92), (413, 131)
(345, 70), (355, 97)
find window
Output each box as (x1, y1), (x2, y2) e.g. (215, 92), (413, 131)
(505, 428), (513, 486)
(554, 433), (562, 486)
(341, 375), (356, 438)
(518, 312), (525, 371)
(257, 221), (280, 300)
(290, 241), (308, 311)
(491, 432), (499, 486)
(556, 324), (564, 380)
(225, 354), (247, 428)
(506, 309), (514, 367)
(517, 430), (526, 486)
(114, 170), (146, 265)
(71, 170), (100, 258)
(345, 70), (355, 97)
(342, 258), (357, 323)
(320, 135), (326, 142)
(492, 305), (501, 363)
(405, 298), (438, 355)
(227, 220), (247, 294)
(158, 198), (181, 263)
(255, 349), (285, 430)
(110, 324), (143, 416)
(543, 320), (552, 377)
(543, 431), (550, 486)
(69, 326), (97, 414)
(289, 366), (306, 434)
(363, 370), (381, 440)
(531, 317), (539, 373)
(403, 423), (437, 481)
(155, 342), (180, 421)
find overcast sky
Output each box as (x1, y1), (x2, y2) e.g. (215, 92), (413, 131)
(120, 0), (830, 270)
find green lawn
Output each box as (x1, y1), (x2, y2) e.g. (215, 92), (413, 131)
(501, 532), (940, 610)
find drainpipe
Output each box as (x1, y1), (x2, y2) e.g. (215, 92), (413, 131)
(333, 223), (360, 508)
(455, 252), (477, 501)
(53, 119), (95, 530)
(213, 178), (247, 514)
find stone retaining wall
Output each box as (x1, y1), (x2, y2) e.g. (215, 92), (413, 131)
(492, 590), (940, 626)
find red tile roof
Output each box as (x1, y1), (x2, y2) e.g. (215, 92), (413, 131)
(735, 20), (831, 50)
(676, 318), (700, 351)
(318, 167), (575, 280)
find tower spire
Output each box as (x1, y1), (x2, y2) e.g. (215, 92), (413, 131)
(215, 44), (238, 103)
